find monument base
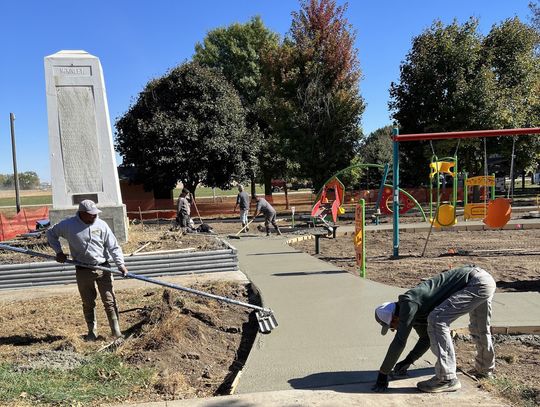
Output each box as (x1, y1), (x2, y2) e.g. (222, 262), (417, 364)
(49, 204), (129, 243)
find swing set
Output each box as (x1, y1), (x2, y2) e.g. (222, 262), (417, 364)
(427, 136), (515, 229)
(391, 127), (540, 257)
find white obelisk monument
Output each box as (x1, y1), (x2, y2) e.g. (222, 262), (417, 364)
(44, 50), (128, 242)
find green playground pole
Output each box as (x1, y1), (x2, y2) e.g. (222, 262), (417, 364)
(392, 127), (400, 257)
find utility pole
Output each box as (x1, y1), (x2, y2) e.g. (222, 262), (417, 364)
(10, 113), (21, 213)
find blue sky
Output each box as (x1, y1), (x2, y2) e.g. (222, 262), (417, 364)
(0, 0), (533, 182)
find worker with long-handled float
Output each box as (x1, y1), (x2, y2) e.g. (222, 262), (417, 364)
(252, 195), (282, 236)
(46, 200), (128, 341)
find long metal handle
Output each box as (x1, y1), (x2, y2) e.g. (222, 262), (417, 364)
(0, 243), (273, 314)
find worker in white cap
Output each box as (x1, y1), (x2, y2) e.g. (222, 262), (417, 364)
(372, 265), (496, 393)
(47, 199), (128, 340)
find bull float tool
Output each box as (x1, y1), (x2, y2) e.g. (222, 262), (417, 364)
(0, 243), (278, 333)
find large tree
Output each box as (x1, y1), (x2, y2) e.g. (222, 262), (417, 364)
(481, 18), (540, 188)
(389, 18), (540, 186)
(530, 0), (540, 30)
(264, 0), (365, 191)
(115, 62), (249, 196)
(0, 172), (40, 190)
(359, 125), (394, 168)
(193, 16), (282, 195)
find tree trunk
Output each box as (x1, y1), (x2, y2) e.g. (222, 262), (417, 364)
(521, 171), (525, 191)
(284, 182), (289, 209)
(263, 171), (272, 196)
(184, 180), (199, 199)
(250, 174), (256, 199)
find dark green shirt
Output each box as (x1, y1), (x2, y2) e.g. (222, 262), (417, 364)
(379, 265), (477, 374)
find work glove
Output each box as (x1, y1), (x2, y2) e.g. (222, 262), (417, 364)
(55, 252), (67, 263)
(371, 372), (389, 392)
(392, 360), (411, 377)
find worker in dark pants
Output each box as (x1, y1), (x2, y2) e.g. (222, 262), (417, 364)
(372, 265), (496, 393)
(233, 184), (250, 232)
(47, 200), (128, 340)
(174, 189), (192, 234)
(252, 195), (282, 236)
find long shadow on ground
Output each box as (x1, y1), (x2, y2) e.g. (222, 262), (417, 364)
(288, 368), (434, 393)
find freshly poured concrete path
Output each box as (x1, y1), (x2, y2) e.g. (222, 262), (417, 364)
(231, 236), (540, 395)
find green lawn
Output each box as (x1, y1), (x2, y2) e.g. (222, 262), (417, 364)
(0, 354), (152, 405)
(0, 195), (52, 207)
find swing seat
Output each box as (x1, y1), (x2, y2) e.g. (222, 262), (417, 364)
(429, 161), (456, 178)
(483, 198), (511, 228)
(430, 204), (457, 228)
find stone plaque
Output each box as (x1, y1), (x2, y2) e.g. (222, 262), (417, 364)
(57, 86), (103, 193)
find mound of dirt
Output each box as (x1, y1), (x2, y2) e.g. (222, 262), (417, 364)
(0, 280), (259, 404)
(0, 223), (227, 265)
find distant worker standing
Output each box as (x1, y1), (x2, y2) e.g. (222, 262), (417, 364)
(233, 185), (250, 232)
(46, 200), (128, 340)
(372, 265), (496, 393)
(175, 189), (192, 234)
(252, 195), (282, 236)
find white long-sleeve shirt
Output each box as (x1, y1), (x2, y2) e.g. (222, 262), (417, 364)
(46, 215), (125, 267)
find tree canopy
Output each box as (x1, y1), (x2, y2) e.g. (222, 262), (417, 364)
(193, 16), (283, 194)
(115, 62), (250, 196)
(0, 172), (40, 190)
(389, 17), (540, 185)
(263, 0), (365, 191)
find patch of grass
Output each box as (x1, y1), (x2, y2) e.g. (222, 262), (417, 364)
(0, 353), (153, 406)
(0, 195), (52, 207)
(484, 376), (539, 407)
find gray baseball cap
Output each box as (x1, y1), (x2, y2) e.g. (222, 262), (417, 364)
(78, 199), (101, 215)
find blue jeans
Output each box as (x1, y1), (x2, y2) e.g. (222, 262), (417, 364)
(427, 267), (496, 380)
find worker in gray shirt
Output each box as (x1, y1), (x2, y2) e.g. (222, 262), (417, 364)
(233, 185), (250, 232)
(252, 195), (282, 236)
(372, 265), (496, 393)
(174, 189), (192, 234)
(47, 200), (128, 340)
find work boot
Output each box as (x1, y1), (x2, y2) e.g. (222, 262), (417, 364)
(417, 376), (461, 393)
(107, 313), (123, 339)
(84, 309), (98, 341)
(85, 321), (98, 341)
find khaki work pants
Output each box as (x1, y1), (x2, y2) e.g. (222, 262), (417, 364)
(75, 265), (119, 324)
(427, 267), (496, 380)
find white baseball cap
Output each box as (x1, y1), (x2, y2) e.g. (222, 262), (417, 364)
(374, 302), (396, 335)
(78, 199), (101, 215)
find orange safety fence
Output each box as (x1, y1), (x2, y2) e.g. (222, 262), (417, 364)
(0, 207), (49, 241)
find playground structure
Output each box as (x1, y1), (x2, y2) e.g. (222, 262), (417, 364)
(392, 127), (540, 256)
(463, 174), (495, 220)
(429, 156), (458, 228)
(310, 163), (427, 229)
